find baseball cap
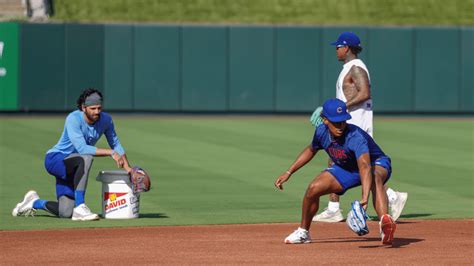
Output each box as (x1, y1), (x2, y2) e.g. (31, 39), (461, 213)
(330, 32), (361, 47)
(322, 98), (352, 122)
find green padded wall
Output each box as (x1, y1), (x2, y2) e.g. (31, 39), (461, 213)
(229, 26), (274, 111)
(104, 24), (133, 110)
(181, 26), (227, 111)
(65, 24), (104, 110)
(461, 28), (473, 112)
(20, 23), (66, 111)
(275, 26), (322, 112)
(368, 28), (415, 112)
(134, 25), (180, 111)
(414, 28), (460, 112)
(16, 23), (473, 113)
(0, 22), (19, 110)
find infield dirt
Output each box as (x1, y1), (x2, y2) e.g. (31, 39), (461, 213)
(1, 219), (472, 264)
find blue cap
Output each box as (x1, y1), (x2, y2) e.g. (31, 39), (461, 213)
(330, 32), (361, 47)
(322, 98), (352, 122)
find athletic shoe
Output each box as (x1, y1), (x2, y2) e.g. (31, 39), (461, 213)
(379, 214), (396, 245)
(312, 208), (344, 222)
(12, 190), (39, 217)
(284, 228), (312, 244)
(389, 191), (408, 221)
(72, 204), (100, 221)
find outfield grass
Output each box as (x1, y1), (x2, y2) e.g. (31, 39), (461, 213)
(0, 115), (473, 230)
(52, 0), (473, 25)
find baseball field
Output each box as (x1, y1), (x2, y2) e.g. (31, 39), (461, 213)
(1, 115), (473, 263)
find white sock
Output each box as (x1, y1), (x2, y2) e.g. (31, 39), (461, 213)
(386, 188), (398, 203)
(298, 227), (308, 232)
(328, 201), (340, 212)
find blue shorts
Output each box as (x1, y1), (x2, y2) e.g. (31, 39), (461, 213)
(325, 156), (392, 195)
(44, 152), (74, 199)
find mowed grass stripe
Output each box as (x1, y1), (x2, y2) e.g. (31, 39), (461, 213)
(0, 116), (472, 230)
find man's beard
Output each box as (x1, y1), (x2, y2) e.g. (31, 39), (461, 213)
(86, 112), (99, 122)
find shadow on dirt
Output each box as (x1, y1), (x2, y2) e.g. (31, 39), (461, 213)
(399, 213), (433, 219)
(358, 237), (424, 248)
(315, 236), (424, 248)
(367, 213), (433, 221)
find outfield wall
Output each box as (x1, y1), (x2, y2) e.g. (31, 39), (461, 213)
(1, 22), (473, 113)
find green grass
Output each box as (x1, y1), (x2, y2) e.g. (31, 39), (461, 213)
(51, 0), (474, 25)
(0, 115), (473, 230)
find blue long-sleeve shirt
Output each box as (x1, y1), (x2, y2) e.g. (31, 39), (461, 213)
(47, 110), (125, 156)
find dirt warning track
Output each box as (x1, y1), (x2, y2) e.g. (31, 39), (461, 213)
(1, 220), (472, 264)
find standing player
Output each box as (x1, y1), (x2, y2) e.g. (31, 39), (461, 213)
(12, 88), (131, 221)
(275, 98), (397, 244)
(311, 32), (407, 223)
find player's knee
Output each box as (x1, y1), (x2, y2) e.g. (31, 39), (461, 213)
(81, 155), (93, 165)
(59, 206), (73, 218)
(305, 182), (324, 198)
(58, 196), (74, 218)
(374, 173), (385, 187)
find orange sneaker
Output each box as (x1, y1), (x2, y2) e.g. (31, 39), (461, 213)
(379, 214), (396, 245)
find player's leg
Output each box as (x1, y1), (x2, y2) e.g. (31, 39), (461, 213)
(371, 166), (389, 217)
(58, 196), (75, 217)
(285, 170), (344, 244)
(385, 186), (408, 221)
(30, 197), (70, 217)
(13, 152), (67, 217)
(301, 171), (343, 229)
(63, 154), (99, 221)
(371, 157), (396, 245)
(313, 158), (344, 222)
(360, 113), (408, 221)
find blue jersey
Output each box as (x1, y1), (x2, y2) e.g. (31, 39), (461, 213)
(311, 124), (387, 173)
(47, 110), (125, 156)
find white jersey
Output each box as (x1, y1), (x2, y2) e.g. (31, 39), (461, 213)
(336, 59), (373, 137)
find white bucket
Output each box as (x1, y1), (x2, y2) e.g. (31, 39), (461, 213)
(96, 170), (140, 219)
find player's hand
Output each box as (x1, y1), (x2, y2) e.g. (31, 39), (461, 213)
(123, 159), (131, 173)
(111, 151), (123, 168)
(274, 172), (291, 190)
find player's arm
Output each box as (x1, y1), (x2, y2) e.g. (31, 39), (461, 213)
(346, 66), (370, 109)
(66, 114), (119, 158)
(274, 145), (318, 190)
(356, 152), (372, 209)
(66, 115), (97, 155)
(103, 117), (130, 170)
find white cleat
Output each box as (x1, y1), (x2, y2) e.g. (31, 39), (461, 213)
(389, 192), (408, 221)
(12, 190), (39, 217)
(312, 208), (344, 222)
(284, 228), (312, 244)
(72, 204), (100, 221)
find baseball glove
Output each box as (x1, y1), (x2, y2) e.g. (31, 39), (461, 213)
(129, 166), (151, 193)
(309, 106), (323, 127)
(346, 200), (369, 236)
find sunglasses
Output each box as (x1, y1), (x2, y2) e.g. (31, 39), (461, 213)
(336, 45), (346, 50)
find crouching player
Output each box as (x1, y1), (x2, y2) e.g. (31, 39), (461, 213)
(274, 98), (396, 244)
(12, 88), (131, 221)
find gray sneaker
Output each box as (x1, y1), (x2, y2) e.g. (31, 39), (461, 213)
(72, 204), (100, 221)
(312, 208), (344, 222)
(389, 191), (408, 221)
(12, 190), (39, 217)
